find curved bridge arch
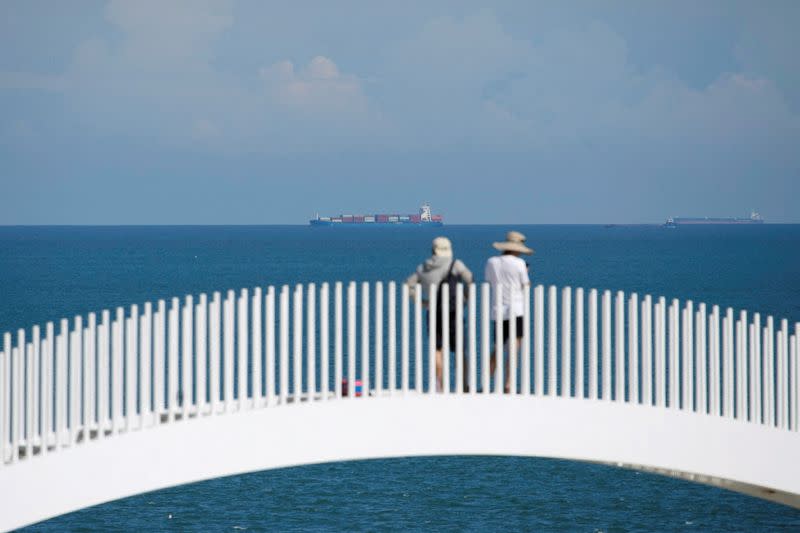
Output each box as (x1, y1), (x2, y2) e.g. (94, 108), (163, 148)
(1, 282), (799, 531)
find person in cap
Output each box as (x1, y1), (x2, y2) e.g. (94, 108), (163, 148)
(484, 230), (533, 393)
(406, 236), (473, 392)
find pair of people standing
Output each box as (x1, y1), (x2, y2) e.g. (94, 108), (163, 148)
(405, 231), (533, 393)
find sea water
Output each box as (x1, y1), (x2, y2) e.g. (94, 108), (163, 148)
(2, 224), (799, 531)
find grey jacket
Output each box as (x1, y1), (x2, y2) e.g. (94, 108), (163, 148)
(405, 255), (474, 302)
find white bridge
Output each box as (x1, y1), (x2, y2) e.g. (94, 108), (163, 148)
(1, 281), (799, 531)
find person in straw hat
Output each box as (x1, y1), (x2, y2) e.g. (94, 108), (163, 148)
(406, 236), (473, 392)
(484, 230), (533, 393)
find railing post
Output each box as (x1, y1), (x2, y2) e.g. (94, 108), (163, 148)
(548, 286), (557, 396)
(58, 319), (69, 445)
(153, 302), (165, 422)
(388, 281), (397, 394)
(498, 285), (507, 395)
(360, 282), (369, 398)
(182, 297), (193, 419)
(251, 288), (261, 407)
(208, 294), (220, 413)
(481, 283), (491, 395)
(588, 289), (598, 400)
(753, 313), (762, 423)
(1, 334), (8, 463)
(14, 335), (23, 459)
(562, 287), (572, 398)
(222, 291), (234, 410)
(442, 282), (450, 394)
(334, 282), (342, 399)
(33, 326), (41, 451)
(456, 283), (464, 394)
(141, 304), (152, 425)
(709, 306), (720, 416)
(793, 324), (800, 430)
(669, 299), (679, 409)
(765, 316), (774, 426)
(169, 298), (181, 419)
(683, 302), (694, 411)
(723, 308), (734, 418)
(779, 319), (789, 429)
(601, 290), (611, 401)
(615, 291), (624, 402)
(307, 284), (316, 402)
(508, 285), (516, 395)
(266, 287), (276, 405)
(415, 285), (423, 393)
(43, 323), (54, 449)
(9, 343), (17, 461)
(736, 310), (746, 420)
(749, 321), (756, 422)
(79, 321), (91, 436)
(279, 286), (289, 404)
(574, 288), (584, 399)
(238, 289), (248, 410)
(98, 312), (109, 435)
(429, 283), (437, 394)
(628, 293), (639, 404)
(25, 342), (33, 458)
(640, 296), (651, 405)
(469, 283), (477, 395)
(375, 282), (383, 396)
(521, 284), (531, 396)
(401, 282), (410, 394)
(348, 282), (357, 398)
(125, 308), (137, 430)
(792, 332), (798, 431)
(320, 283), (329, 402)
(293, 285), (303, 403)
(72, 319), (83, 443)
(697, 304), (707, 413)
(196, 295), (207, 414)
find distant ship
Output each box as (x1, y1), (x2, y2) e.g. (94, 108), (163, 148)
(310, 203), (444, 226)
(664, 211), (764, 227)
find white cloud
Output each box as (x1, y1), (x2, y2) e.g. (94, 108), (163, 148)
(104, 0), (233, 67)
(259, 56), (368, 116)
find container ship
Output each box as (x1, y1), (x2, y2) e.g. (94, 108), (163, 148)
(664, 211), (764, 227)
(310, 203), (444, 226)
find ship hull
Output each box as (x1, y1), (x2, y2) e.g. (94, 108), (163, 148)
(310, 220), (444, 227)
(670, 218), (765, 225)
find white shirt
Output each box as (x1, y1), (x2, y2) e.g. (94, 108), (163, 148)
(484, 254), (530, 320)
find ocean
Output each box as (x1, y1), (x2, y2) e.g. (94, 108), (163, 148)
(2, 224), (800, 531)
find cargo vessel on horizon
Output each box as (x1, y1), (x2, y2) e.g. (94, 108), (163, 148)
(310, 203), (444, 226)
(664, 211), (764, 227)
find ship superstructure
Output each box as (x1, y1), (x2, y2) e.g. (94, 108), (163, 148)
(310, 203), (444, 226)
(664, 211), (764, 226)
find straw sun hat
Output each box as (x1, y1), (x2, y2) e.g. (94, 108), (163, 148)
(493, 230), (534, 255)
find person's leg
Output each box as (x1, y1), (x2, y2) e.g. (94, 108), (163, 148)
(463, 354), (469, 392)
(503, 337), (524, 393)
(435, 349), (443, 392)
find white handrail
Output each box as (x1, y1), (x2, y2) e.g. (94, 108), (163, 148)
(1, 282), (798, 466)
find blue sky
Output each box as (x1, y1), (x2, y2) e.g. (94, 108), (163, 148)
(1, 1), (798, 224)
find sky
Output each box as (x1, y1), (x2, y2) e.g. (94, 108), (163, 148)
(1, 1), (798, 224)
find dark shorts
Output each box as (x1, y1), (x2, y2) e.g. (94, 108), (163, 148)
(493, 316), (524, 344)
(426, 310), (462, 351)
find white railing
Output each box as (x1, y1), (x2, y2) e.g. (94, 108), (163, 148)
(1, 282), (799, 466)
